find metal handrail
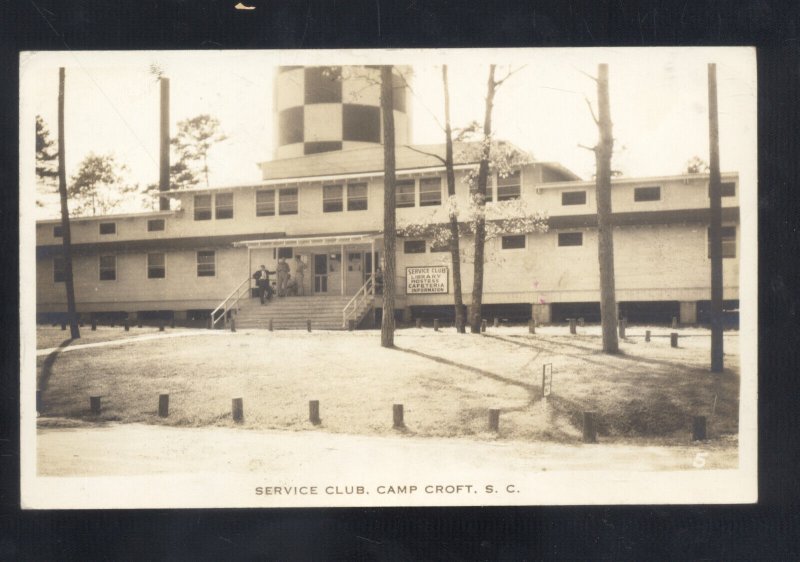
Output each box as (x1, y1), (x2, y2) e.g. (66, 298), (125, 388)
(211, 275), (252, 328)
(342, 273), (375, 328)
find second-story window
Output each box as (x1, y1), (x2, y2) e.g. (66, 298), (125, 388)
(634, 186), (661, 202)
(256, 189), (276, 216)
(561, 191), (587, 205)
(53, 225), (63, 238)
(347, 183), (368, 211)
(194, 195), (212, 220)
(396, 180), (415, 208)
(501, 234), (526, 249)
(419, 177), (442, 206)
(215, 193), (234, 219)
(709, 182), (736, 197)
(99, 222), (116, 235)
(497, 170), (521, 201)
(279, 188), (298, 215)
(323, 184), (344, 213)
(558, 232), (583, 247)
(404, 240), (426, 254)
(147, 218), (165, 232)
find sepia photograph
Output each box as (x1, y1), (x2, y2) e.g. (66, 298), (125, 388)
(19, 47), (757, 508)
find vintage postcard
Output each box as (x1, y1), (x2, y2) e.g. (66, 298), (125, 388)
(20, 48), (757, 508)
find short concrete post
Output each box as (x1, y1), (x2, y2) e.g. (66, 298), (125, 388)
(170, 316), (176, 329)
(692, 416), (707, 441)
(670, 332), (679, 348)
(36, 390), (42, 413)
(230, 318), (236, 332)
(159, 323), (165, 332)
(206, 317), (212, 330)
(528, 319), (536, 334)
(645, 330), (651, 342)
(433, 319), (439, 331)
(569, 318), (577, 335)
(393, 404), (404, 428)
(488, 409), (500, 432)
(91, 317), (97, 331)
(158, 394), (169, 418)
(493, 317), (499, 328)
(309, 400), (321, 425)
(672, 316), (678, 329)
(582, 412), (597, 443)
(618, 318), (626, 339)
(481, 319), (487, 333)
(307, 319), (312, 332)
(61, 322), (66, 331)
(232, 398), (244, 422)
(269, 319), (273, 331)
(415, 318), (422, 329)
(90, 396), (101, 415)
(124, 319), (130, 332)
(138, 321), (143, 329)
(347, 319), (355, 331)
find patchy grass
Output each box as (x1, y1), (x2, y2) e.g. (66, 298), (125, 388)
(36, 324), (196, 350)
(35, 325), (740, 446)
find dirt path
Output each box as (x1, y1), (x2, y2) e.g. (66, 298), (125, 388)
(37, 423), (738, 477)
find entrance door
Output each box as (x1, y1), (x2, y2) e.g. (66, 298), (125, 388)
(345, 252), (365, 295)
(313, 254), (328, 293)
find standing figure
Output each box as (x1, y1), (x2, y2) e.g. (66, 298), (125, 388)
(293, 255), (307, 296)
(276, 257), (290, 297)
(253, 264), (275, 305)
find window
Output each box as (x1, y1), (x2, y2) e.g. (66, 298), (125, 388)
(147, 253), (166, 279)
(147, 219), (165, 232)
(99, 255), (116, 281)
(99, 222), (116, 235)
(323, 184), (343, 213)
(278, 106), (304, 145)
(305, 141), (342, 155)
(197, 251), (215, 277)
(277, 247), (293, 259)
(501, 234), (526, 249)
(497, 170), (521, 201)
(194, 195), (212, 220)
(343, 104), (381, 143)
(396, 180), (415, 208)
(708, 226), (737, 258)
(709, 182), (736, 197)
(634, 186), (661, 202)
(403, 240), (426, 254)
(419, 177), (442, 206)
(215, 193), (233, 219)
(347, 183), (368, 211)
(279, 188), (298, 215)
(561, 191), (587, 206)
(558, 232), (583, 247)
(53, 225), (63, 238)
(304, 66), (342, 104)
(256, 190), (276, 216)
(53, 256), (65, 283)
(392, 72), (407, 112)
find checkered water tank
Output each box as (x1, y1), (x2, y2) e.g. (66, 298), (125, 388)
(274, 66), (411, 160)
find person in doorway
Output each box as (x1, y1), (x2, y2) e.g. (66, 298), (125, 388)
(253, 265), (275, 305)
(293, 255), (307, 296)
(276, 257), (290, 297)
(374, 265), (384, 295)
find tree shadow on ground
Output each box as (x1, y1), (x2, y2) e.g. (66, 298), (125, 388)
(38, 338), (73, 392)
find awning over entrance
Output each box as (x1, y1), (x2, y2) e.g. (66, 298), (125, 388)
(233, 232), (381, 249)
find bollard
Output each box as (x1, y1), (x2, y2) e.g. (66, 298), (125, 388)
(307, 319), (312, 332)
(672, 316), (678, 329)
(415, 318), (422, 329)
(433, 319), (439, 332)
(528, 319), (536, 334)
(493, 317), (499, 328)
(645, 330), (651, 342)
(138, 321), (143, 329)
(91, 318), (97, 331)
(618, 319), (626, 339)
(488, 409), (500, 432)
(90, 396), (101, 415)
(124, 319), (130, 332)
(348, 319), (355, 331)
(481, 319), (487, 333)
(309, 400), (321, 425)
(692, 416), (707, 441)
(159, 323), (165, 332)
(171, 317), (176, 329)
(670, 332), (679, 348)
(393, 404), (404, 428)
(582, 411), (597, 443)
(269, 318), (273, 331)
(231, 318), (236, 332)
(206, 317), (212, 330)
(36, 390), (42, 413)
(61, 322), (66, 331)
(569, 318), (577, 335)
(158, 394), (169, 418)
(232, 398), (244, 422)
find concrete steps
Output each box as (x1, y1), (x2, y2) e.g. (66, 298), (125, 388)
(233, 295), (373, 330)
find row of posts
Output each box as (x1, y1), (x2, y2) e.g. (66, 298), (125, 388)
(53, 394), (708, 442)
(57, 318), (171, 332)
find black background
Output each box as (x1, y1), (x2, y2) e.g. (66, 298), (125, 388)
(1, 1), (799, 559)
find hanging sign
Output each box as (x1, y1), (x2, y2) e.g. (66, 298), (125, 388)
(406, 266), (449, 294)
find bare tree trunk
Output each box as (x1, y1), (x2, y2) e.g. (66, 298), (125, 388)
(442, 66), (466, 333)
(595, 63), (618, 353)
(469, 65), (496, 333)
(708, 63), (724, 372)
(380, 66), (397, 348)
(58, 67), (80, 340)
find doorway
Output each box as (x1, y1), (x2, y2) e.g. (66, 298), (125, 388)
(313, 254), (328, 293)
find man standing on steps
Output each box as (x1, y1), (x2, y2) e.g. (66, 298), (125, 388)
(276, 257), (290, 297)
(293, 255), (307, 296)
(253, 264), (275, 305)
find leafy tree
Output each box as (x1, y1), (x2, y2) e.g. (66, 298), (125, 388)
(36, 115), (59, 207)
(685, 155), (709, 174)
(170, 114), (228, 189)
(68, 153), (136, 216)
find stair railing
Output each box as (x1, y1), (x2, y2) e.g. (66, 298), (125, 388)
(211, 275), (252, 328)
(342, 273), (375, 328)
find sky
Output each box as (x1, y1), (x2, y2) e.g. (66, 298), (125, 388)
(21, 48), (757, 219)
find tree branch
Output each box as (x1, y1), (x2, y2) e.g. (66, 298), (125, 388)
(575, 67), (598, 82)
(578, 143), (597, 152)
(404, 144), (447, 165)
(494, 64), (527, 88)
(585, 97), (599, 125)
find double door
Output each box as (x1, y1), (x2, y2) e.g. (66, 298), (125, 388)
(313, 251), (380, 295)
